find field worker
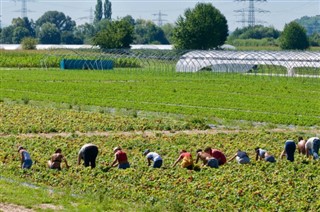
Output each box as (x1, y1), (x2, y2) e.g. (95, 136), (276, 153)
(47, 148), (70, 170)
(204, 147), (227, 165)
(196, 149), (219, 168)
(228, 150), (250, 164)
(305, 137), (320, 159)
(77, 143), (99, 168)
(18, 146), (33, 169)
(255, 147), (276, 163)
(172, 150), (194, 170)
(297, 137), (307, 155)
(111, 147), (130, 169)
(280, 140), (296, 162)
(143, 149), (163, 168)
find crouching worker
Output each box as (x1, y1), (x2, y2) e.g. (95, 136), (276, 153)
(18, 146), (33, 169)
(228, 150), (250, 164)
(111, 147), (130, 169)
(205, 147), (227, 166)
(305, 137), (320, 160)
(196, 149), (219, 168)
(172, 150), (194, 170)
(78, 143), (99, 168)
(143, 149), (163, 168)
(255, 147), (276, 163)
(48, 148), (70, 170)
(280, 140), (296, 162)
(297, 137), (307, 155)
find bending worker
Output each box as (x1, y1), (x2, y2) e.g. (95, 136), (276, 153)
(172, 150), (194, 170)
(77, 143), (99, 168)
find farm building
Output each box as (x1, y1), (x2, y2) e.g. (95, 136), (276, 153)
(176, 51), (320, 76)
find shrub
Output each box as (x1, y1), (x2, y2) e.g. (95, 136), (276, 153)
(21, 37), (38, 50)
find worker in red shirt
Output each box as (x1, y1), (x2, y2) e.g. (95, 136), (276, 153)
(111, 147), (130, 169)
(204, 147), (227, 165)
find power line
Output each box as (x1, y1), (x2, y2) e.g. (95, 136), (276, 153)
(12, 0), (33, 18)
(152, 10), (167, 27)
(235, 0), (269, 27)
(76, 7), (93, 24)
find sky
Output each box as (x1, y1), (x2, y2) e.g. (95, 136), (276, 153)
(0, 0), (319, 31)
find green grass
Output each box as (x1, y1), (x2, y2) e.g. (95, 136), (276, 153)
(1, 68), (319, 126)
(0, 176), (158, 211)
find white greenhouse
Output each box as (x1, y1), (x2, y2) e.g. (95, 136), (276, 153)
(176, 51), (320, 76)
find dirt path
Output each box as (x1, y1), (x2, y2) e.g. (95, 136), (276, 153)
(0, 203), (34, 212)
(0, 128), (318, 138)
(0, 203), (63, 212)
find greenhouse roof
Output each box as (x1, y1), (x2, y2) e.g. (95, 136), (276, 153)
(176, 50), (320, 75)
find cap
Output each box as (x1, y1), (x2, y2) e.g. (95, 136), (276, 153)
(143, 149), (150, 155)
(113, 147), (121, 152)
(18, 146), (24, 152)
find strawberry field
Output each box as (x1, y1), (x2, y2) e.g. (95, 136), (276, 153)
(0, 65), (319, 211)
(1, 69), (320, 126)
(1, 130), (320, 211)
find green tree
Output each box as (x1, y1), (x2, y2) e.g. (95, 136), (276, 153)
(92, 18), (134, 49)
(103, 0), (112, 20)
(280, 21), (309, 50)
(172, 3), (228, 49)
(61, 31), (83, 44)
(122, 15), (135, 26)
(75, 23), (96, 44)
(94, 0), (103, 23)
(12, 17), (35, 37)
(12, 27), (30, 43)
(38, 22), (61, 44)
(229, 25), (280, 40)
(309, 32), (320, 46)
(36, 11), (75, 32)
(0, 26), (14, 44)
(295, 15), (320, 36)
(161, 23), (175, 44)
(134, 19), (169, 44)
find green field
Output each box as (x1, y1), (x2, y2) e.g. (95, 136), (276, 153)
(1, 65), (320, 211)
(1, 69), (319, 127)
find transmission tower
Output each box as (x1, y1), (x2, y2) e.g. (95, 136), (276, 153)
(12, 0), (33, 18)
(234, 9), (246, 28)
(235, 0), (269, 27)
(76, 7), (94, 24)
(152, 11), (167, 27)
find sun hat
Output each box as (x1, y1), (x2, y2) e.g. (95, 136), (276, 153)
(113, 147), (121, 152)
(143, 149), (150, 155)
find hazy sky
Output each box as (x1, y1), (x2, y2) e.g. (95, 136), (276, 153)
(0, 0), (319, 31)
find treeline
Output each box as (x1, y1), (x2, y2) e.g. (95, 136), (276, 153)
(227, 24), (320, 48)
(0, 3), (319, 49)
(0, 12), (173, 46)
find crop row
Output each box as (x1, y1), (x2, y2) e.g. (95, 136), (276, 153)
(1, 69), (319, 126)
(0, 103), (210, 134)
(0, 132), (319, 211)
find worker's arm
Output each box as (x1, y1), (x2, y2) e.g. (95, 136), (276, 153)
(172, 155), (182, 167)
(111, 154), (118, 167)
(228, 154), (237, 162)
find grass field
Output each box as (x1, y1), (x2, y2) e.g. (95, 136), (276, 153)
(1, 66), (320, 211)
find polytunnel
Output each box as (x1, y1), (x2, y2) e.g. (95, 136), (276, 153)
(176, 50), (320, 76)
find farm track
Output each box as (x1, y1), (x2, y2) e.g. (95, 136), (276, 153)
(0, 203), (34, 212)
(1, 128), (319, 138)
